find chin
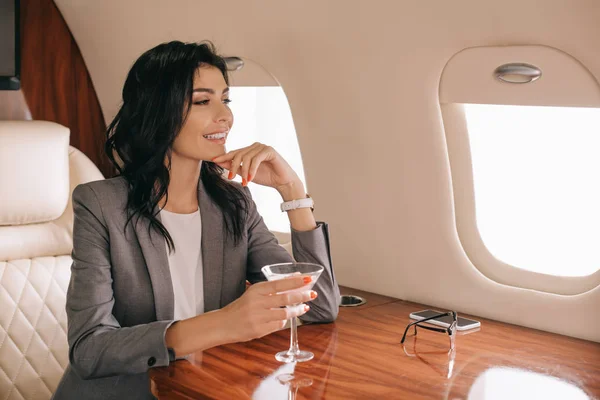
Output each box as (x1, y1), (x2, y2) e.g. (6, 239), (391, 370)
(197, 152), (221, 163)
(211, 145), (227, 156)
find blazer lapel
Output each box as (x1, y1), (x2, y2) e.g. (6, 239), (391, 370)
(198, 179), (224, 312)
(134, 211), (174, 321)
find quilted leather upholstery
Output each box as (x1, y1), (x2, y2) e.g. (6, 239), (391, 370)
(0, 121), (104, 400)
(0, 257), (71, 400)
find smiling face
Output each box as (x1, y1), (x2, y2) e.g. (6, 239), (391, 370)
(171, 65), (233, 162)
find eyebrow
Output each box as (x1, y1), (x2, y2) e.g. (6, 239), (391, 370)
(192, 87), (230, 95)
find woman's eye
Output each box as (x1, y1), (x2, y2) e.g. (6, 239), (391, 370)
(223, 98), (232, 104)
(194, 99), (209, 105)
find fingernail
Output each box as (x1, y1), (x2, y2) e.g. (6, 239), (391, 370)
(304, 305), (310, 312)
(242, 178), (247, 186)
(248, 174), (252, 182)
(228, 171), (234, 180)
(310, 291), (317, 299)
(211, 157), (218, 161)
(303, 276), (312, 284)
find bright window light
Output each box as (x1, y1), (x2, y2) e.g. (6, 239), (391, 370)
(463, 104), (600, 277)
(468, 367), (589, 400)
(226, 87), (306, 233)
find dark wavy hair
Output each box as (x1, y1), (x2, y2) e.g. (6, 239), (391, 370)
(105, 41), (248, 252)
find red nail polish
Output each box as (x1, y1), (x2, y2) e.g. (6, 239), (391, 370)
(248, 174), (252, 182)
(303, 276), (312, 284)
(242, 178), (247, 186)
(310, 291), (317, 299)
(228, 171), (234, 180)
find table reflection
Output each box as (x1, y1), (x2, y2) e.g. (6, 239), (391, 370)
(252, 364), (313, 400)
(402, 335), (457, 379)
(467, 367), (590, 400)
(252, 325), (339, 400)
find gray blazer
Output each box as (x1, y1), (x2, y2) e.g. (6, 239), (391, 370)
(52, 176), (340, 400)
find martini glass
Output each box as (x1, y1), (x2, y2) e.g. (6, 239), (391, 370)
(261, 262), (323, 363)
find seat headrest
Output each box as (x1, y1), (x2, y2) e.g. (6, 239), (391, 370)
(0, 145), (104, 260)
(0, 121), (70, 226)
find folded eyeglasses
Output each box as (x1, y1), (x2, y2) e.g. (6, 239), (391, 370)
(400, 311), (457, 350)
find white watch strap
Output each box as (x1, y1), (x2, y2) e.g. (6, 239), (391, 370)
(280, 196), (314, 212)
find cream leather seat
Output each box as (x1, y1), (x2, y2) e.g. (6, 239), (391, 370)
(0, 121), (103, 400)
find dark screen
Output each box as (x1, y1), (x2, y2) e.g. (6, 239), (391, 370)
(0, 0), (16, 76)
(413, 310), (479, 327)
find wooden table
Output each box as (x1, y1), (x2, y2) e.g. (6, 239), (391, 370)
(150, 287), (600, 399)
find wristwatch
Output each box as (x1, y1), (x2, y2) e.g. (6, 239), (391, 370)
(280, 193), (314, 212)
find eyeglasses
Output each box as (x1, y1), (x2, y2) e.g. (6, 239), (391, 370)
(400, 311), (457, 350)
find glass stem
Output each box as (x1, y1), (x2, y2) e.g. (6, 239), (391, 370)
(289, 385), (298, 400)
(289, 317), (300, 355)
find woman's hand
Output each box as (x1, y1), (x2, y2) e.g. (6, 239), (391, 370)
(211, 143), (302, 194)
(165, 276), (318, 356)
(220, 275), (318, 343)
(212, 142), (315, 231)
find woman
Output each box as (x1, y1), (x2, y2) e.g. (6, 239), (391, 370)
(53, 41), (340, 399)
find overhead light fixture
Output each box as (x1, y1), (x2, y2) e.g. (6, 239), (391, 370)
(224, 57), (244, 71)
(494, 63), (542, 84)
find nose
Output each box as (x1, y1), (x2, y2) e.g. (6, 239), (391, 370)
(215, 101), (233, 125)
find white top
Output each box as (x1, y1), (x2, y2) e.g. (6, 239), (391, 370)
(160, 208), (204, 320)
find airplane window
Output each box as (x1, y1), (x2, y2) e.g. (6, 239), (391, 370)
(463, 103), (600, 277)
(226, 86), (306, 233)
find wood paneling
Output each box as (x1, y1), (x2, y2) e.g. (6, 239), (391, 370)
(150, 288), (600, 399)
(18, 0), (114, 178)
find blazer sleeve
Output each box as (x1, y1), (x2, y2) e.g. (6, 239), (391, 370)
(66, 184), (175, 380)
(244, 187), (340, 322)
